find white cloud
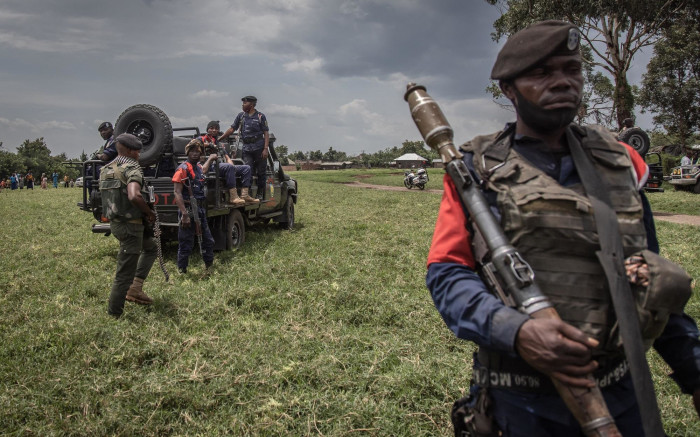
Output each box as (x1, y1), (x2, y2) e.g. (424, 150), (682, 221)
(284, 58), (323, 74)
(0, 117), (76, 132)
(266, 104), (315, 119)
(190, 90), (230, 99)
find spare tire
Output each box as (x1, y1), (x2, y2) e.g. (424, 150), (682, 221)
(619, 127), (650, 156)
(115, 104), (173, 166)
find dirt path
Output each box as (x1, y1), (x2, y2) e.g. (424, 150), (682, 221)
(344, 181), (700, 226)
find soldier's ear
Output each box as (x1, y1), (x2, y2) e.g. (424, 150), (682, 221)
(500, 80), (516, 102)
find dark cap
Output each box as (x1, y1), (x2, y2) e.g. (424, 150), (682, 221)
(185, 138), (203, 155)
(241, 95), (257, 103)
(98, 121), (113, 131)
(115, 133), (143, 150)
(491, 20), (580, 81)
(206, 120), (220, 130)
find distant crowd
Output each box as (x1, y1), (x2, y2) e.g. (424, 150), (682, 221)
(1, 171), (77, 191)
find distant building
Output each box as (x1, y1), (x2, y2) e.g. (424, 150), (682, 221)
(394, 153), (429, 168)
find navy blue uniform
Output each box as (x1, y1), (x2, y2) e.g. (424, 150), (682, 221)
(231, 111), (269, 196)
(172, 161), (215, 270)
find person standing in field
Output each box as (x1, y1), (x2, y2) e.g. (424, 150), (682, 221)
(40, 173), (48, 189)
(426, 20), (700, 435)
(25, 171), (34, 190)
(172, 139), (217, 274)
(52, 171), (59, 188)
(218, 95), (270, 200)
(99, 133), (158, 318)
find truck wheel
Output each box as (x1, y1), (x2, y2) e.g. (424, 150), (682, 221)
(619, 127), (650, 156)
(226, 209), (245, 250)
(278, 196), (295, 230)
(694, 180), (700, 194)
(115, 104), (173, 166)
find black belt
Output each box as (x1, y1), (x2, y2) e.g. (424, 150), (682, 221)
(474, 351), (629, 394)
(242, 135), (263, 144)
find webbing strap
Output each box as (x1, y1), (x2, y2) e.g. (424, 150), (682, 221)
(567, 128), (664, 437)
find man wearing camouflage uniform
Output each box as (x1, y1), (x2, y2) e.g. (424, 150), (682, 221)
(100, 133), (157, 317)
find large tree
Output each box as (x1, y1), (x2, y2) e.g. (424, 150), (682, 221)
(486, 0), (690, 128)
(638, 13), (700, 147)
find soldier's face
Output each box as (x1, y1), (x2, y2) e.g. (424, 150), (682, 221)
(99, 128), (113, 140)
(187, 148), (202, 162)
(242, 101), (254, 112)
(207, 126), (219, 136)
(504, 55), (583, 133)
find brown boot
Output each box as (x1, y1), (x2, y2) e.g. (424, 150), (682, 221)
(227, 188), (245, 207)
(241, 187), (260, 205)
(125, 277), (153, 305)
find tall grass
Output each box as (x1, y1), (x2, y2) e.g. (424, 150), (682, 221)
(0, 175), (697, 436)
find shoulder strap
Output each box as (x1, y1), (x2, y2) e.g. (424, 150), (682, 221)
(566, 127), (664, 437)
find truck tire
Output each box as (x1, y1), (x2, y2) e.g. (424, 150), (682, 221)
(226, 209), (245, 250)
(619, 127), (650, 156)
(278, 196), (295, 230)
(694, 180), (700, 194)
(115, 104), (173, 166)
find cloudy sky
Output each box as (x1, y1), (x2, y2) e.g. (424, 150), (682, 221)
(0, 0), (653, 159)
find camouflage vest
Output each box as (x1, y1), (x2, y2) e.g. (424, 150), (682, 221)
(463, 125), (647, 357)
(99, 156), (145, 222)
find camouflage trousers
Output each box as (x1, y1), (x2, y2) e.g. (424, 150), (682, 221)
(108, 221), (157, 316)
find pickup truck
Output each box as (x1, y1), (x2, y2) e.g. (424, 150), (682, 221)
(78, 104), (298, 250)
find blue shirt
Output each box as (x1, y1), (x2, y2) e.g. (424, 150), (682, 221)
(231, 111), (269, 151)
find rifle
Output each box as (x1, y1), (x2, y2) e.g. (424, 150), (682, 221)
(183, 178), (205, 261)
(404, 83), (621, 437)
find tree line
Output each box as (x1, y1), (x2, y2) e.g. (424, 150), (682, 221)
(0, 138), (82, 181)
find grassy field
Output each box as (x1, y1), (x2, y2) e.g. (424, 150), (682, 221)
(0, 173), (698, 436)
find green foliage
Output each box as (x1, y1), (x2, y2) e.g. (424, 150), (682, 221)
(322, 146), (347, 162)
(0, 138), (79, 181)
(639, 15), (700, 147)
(0, 177), (698, 435)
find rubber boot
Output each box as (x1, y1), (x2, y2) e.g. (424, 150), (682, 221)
(125, 277), (154, 305)
(241, 187), (260, 205)
(227, 188), (245, 207)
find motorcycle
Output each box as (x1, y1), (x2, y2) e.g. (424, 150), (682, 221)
(404, 168), (428, 190)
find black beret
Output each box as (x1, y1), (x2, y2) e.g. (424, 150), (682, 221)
(98, 121), (113, 131)
(241, 95), (257, 103)
(206, 120), (220, 130)
(115, 133), (143, 150)
(185, 138), (204, 155)
(491, 20), (580, 81)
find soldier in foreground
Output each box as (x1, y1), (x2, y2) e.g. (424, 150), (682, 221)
(425, 21), (700, 435)
(172, 139), (216, 274)
(99, 133), (157, 318)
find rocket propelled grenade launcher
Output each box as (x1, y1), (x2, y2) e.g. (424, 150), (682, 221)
(404, 83), (621, 437)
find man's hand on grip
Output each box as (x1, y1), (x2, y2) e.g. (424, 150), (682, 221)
(516, 318), (599, 388)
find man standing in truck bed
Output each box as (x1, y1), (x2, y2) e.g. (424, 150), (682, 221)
(218, 96), (270, 200)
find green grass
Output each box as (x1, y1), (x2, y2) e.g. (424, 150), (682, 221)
(646, 182), (700, 216)
(0, 178), (698, 436)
